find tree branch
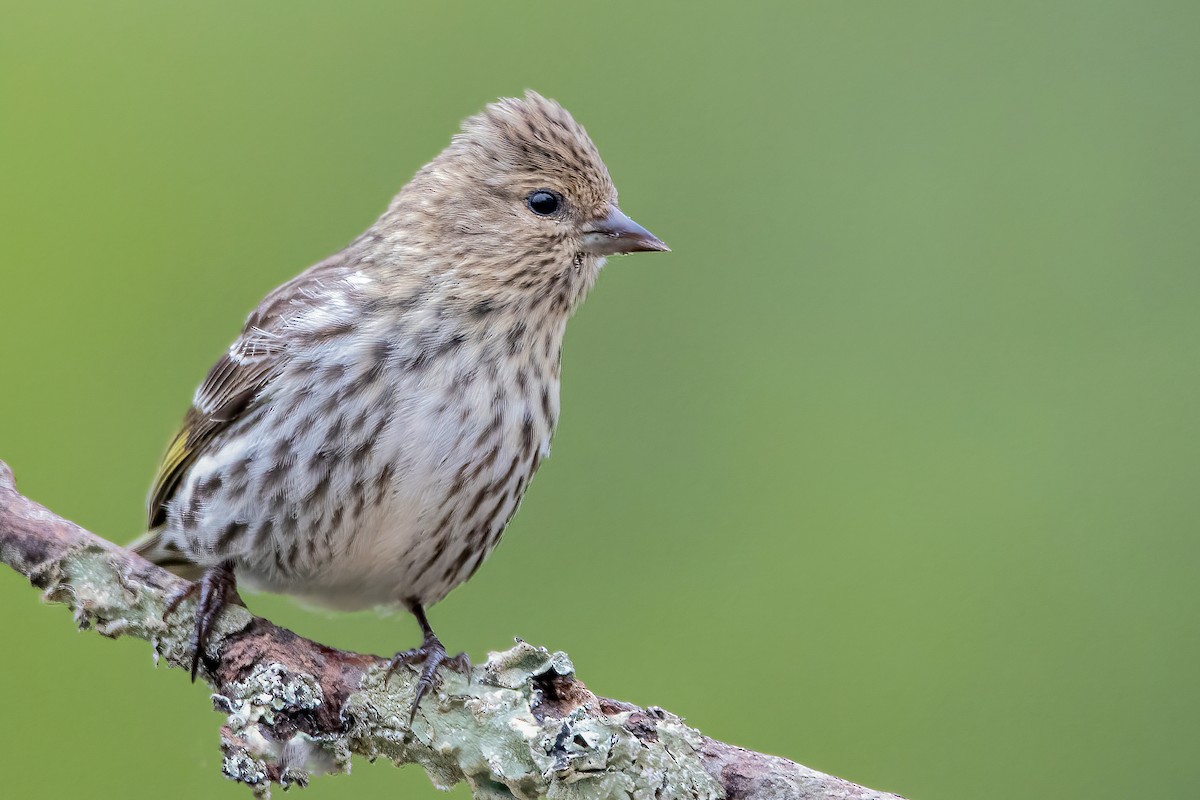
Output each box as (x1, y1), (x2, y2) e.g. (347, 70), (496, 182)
(0, 459), (904, 800)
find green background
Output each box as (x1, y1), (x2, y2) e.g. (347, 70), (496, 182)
(2, 2), (1197, 798)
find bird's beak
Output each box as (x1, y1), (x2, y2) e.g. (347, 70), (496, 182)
(581, 204), (670, 256)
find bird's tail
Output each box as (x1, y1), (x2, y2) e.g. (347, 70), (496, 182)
(127, 528), (204, 581)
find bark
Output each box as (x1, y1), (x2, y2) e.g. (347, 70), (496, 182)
(0, 459), (905, 800)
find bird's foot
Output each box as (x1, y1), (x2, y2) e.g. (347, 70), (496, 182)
(385, 633), (471, 724)
(162, 562), (238, 682)
(162, 579), (199, 620)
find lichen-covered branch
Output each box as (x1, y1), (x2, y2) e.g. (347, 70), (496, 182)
(0, 459), (905, 800)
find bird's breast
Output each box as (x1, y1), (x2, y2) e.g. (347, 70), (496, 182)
(251, 321), (563, 609)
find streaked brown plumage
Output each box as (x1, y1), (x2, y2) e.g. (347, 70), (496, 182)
(131, 91), (667, 709)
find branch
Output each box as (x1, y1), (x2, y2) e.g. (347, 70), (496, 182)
(0, 459), (905, 800)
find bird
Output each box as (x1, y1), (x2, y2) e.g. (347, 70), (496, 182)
(130, 91), (668, 714)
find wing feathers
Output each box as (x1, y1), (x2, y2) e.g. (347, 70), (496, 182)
(144, 253), (355, 530)
(146, 348), (278, 528)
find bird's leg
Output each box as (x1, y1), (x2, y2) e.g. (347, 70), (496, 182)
(184, 562), (239, 682)
(161, 563), (243, 682)
(385, 603), (471, 723)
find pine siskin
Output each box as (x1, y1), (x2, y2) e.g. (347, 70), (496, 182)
(131, 91), (668, 709)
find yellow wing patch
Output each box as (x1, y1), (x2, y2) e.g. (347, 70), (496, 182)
(146, 351), (275, 528)
(147, 409), (203, 528)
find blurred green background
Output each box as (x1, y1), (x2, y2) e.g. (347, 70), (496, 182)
(2, 1), (1198, 798)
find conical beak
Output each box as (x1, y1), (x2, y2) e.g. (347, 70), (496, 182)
(581, 204), (670, 256)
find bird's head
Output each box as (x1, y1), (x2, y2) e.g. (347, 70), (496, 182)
(388, 91), (667, 315)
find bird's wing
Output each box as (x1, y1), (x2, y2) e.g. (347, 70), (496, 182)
(145, 256), (352, 530)
(145, 337), (284, 529)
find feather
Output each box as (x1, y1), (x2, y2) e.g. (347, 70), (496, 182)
(146, 351), (277, 528)
(145, 254), (357, 530)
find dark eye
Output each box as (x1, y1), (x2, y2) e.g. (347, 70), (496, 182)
(526, 189), (562, 217)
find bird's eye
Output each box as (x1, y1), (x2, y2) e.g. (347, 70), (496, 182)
(526, 190), (562, 217)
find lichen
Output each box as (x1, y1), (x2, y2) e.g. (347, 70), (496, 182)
(222, 751), (271, 798)
(335, 641), (722, 800)
(214, 662), (349, 797)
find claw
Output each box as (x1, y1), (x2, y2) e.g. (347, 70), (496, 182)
(162, 580), (199, 620)
(177, 562), (238, 682)
(448, 651), (472, 686)
(385, 604), (471, 724)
